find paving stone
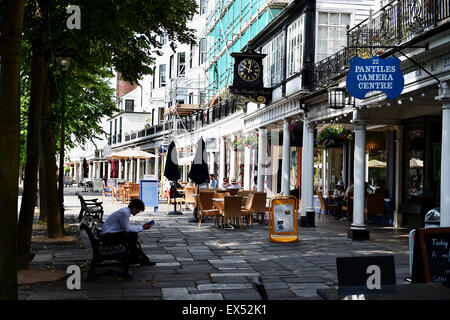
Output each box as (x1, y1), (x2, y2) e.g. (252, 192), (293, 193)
(197, 283), (253, 291)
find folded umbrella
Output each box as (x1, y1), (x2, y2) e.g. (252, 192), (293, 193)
(164, 141), (182, 215)
(188, 138), (210, 222)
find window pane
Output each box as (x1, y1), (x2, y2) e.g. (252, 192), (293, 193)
(341, 13), (351, 26)
(319, 12), (328, 24)
(330, 13), (339, 25)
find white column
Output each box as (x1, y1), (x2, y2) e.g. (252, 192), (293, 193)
(244, 145), (251, 190)
(118, 160), (123, 179)
(252, 147), (257, 190)
(125, 160), (129, 181)
(394, 125), (403, 228)
(352, 119), (367, 230)
(88, 162), (92, 179)
(155, 147), (160, 179)
(257, 128), (267, 192)
(301, 120), (308, 216)
(306, 122), (315, 213)
(436, 82), (450, 227)
(145, 159), (150, 175)
(230, 135), (237, 181)
(219, 137), (226, 185)
(281, 118), (291, 195)
(209, 152), (215, 176)
(107, 161), (111, 179)
(130, 159), (134, 182)
(136, 159), (141, 183)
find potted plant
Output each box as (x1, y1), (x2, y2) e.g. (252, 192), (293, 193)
(316, 125), (353, 148)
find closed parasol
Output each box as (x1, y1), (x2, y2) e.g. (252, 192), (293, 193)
(188, 138), (209, 222)
(164, 141), (182, 215)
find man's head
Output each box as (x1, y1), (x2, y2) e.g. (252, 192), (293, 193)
(128, 199), (145, 216)
(223, 177), (229, 183)
(210, 174), (215, 181)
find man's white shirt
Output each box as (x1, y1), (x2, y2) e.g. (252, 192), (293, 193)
(101, 207), (143, 234)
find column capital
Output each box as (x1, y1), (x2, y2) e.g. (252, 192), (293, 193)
(306, 121), (315, 131)
(435, 82), (450, 106)
(353, 119), (366, 129)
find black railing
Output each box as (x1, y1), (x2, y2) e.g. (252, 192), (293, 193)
(313, 0), (450, 89)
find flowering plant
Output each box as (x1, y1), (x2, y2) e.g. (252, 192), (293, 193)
(245, 133), (258, 148)
(316, 125), (353, 148)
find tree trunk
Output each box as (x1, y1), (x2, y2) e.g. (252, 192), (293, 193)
(0, 0), (26, 300)
(17, 0), (48, 269)
(38, 162), (47, 222)
(40, 69), (63, 238)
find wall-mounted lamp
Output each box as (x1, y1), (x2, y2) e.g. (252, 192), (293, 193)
(328, 87), (346, 109)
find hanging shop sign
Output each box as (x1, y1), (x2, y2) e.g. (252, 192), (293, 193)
(230, 48), (272, 104)
(268, 196), (298, 243)
(346, 55), (404, 100)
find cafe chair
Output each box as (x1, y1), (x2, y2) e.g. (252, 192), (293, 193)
(184, 186), (197, 211)
(364, 194), (386, 225)
(102, 181), (115, 202)
(341, 196), (353, 224)
(222, 196), (243, 229)
(124, 183), (140, 203)
(198, 192), (220, 227)
(317, 191), (339, 221)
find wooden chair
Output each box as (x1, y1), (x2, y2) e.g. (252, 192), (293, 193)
(317, 191), (339, 221)
(184, 186), (197, 211)
(341, 195), (353, 224)
(222, 196), (243, 228)
(213, 192), (230, 198)
(198, 191), (220, 227)
(102, 181), (115, 202)
(240, 193), (254, 226)
(364, 193), (386, 225)
(247, 192), (267, 223)
(124, 183), (139, 203)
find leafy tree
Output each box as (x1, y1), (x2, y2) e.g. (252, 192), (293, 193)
(0, 0), (26, 301)
(18, 0), (198, 268)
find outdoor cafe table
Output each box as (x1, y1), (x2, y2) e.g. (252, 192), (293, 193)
(316, 283), (450, 300)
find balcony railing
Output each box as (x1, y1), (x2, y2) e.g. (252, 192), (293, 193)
(313, 0), (450, 89)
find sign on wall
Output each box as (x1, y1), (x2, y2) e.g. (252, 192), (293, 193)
(346, 55), (404, 100)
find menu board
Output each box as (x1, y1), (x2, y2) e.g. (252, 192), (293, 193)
(273, 203), (294, 233)
(269, 196), (298, 243)
(140, 180), (159, 209)
(412, 227), (450, 287)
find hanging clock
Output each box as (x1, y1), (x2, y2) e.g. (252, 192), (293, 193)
(237, 58), (261, 82)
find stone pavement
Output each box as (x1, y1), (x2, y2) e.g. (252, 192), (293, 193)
(19, 192), (412, 300)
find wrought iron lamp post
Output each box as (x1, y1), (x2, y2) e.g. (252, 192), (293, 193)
(57, 56), (72, 234)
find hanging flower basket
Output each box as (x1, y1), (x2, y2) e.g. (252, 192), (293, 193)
(316, 125), (353, 148)
(245, 133), (258, 148)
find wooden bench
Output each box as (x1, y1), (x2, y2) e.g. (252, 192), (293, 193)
(77, 193), (104, 222)
(80, 218), (131, 280)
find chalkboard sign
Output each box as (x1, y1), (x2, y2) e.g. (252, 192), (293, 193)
(412, 227), (450, 287)
(140, 180), (159, 210)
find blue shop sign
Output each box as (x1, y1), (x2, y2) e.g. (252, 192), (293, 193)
(346, 55), (404, 100)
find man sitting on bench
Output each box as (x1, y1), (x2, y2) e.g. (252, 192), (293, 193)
(101, 199), (155, 266)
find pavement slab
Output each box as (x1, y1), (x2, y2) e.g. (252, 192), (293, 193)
(18, 195), (413, 300)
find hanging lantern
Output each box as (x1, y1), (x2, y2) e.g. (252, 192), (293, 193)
(328, 87), (346, 109)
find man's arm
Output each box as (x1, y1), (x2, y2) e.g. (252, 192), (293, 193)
(120, 211), (144, 233)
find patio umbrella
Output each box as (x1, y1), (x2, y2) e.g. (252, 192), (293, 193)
(409, 158), (423, 168)
(82, 158), (88, 178)
(110, 159), (117, 178)
(164, 141), (182, 215)
(368, 159), (386, 168)
(109, 148), (156, 159)
(188, 138), (210, 222)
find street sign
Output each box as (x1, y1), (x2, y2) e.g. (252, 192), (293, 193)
(346, 55), (404, 100)
(268, 196), (298, 243)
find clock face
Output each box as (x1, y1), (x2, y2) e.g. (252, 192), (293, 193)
(237, 58), (261, 82)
